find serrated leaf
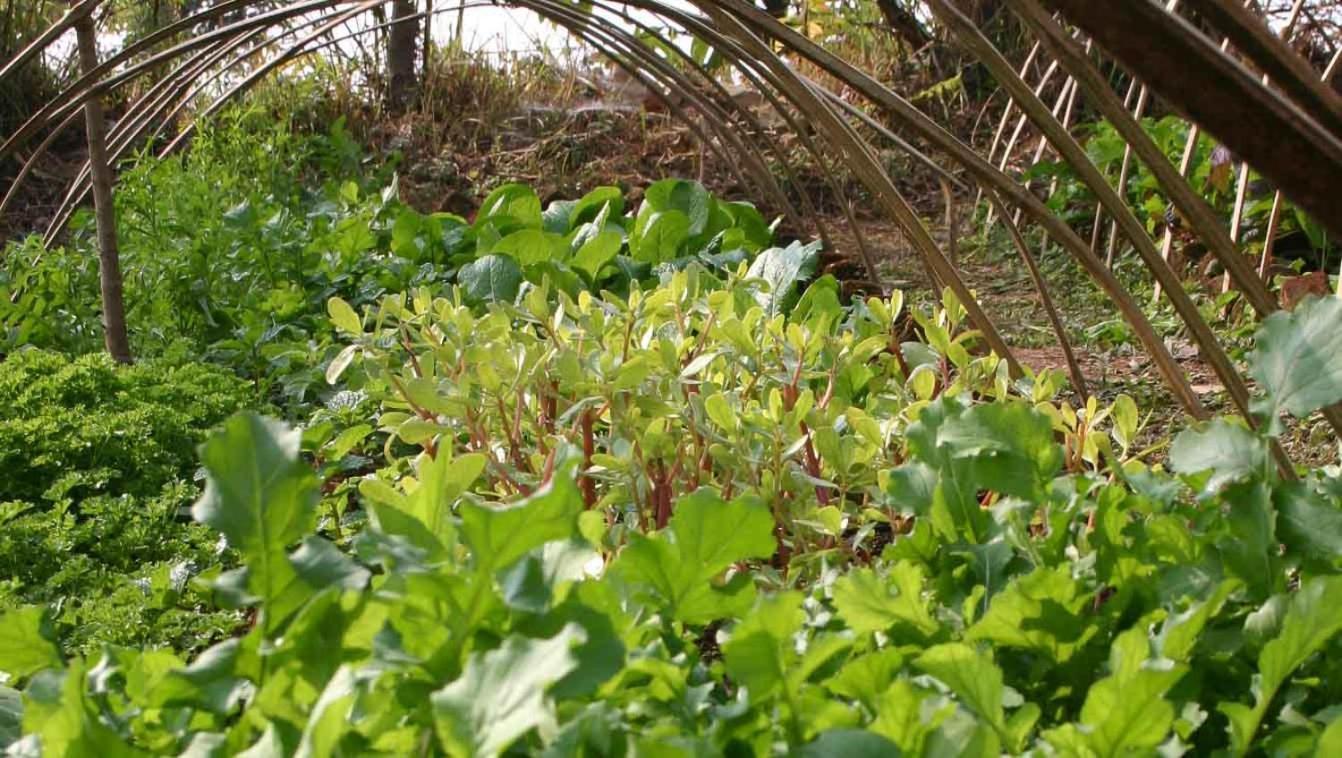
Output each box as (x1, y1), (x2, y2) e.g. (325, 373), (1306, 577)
(722, 591), (804, 702)
(914, 643), (1007, 735)
(1274, 481), (1342, 565)
(432, 625), (585, 757)
(0, 607), (61, 679)
(611, 489), (775, 624)
(1249, 295), (1342, 433)
(460, 463), (584, 574)
(967, 566), (1090, 663)
(1078, 627), (1186, 755)
(1169, 419), (1269, 495)
(831, 563), (938, 638)
(1219, 576), (1342, 754)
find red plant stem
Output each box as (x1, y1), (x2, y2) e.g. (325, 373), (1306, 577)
(580, 409), (597, 508)
(799, 421), (831, 506)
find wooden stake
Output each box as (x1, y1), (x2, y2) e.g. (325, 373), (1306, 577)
(73, 2), (132, 364)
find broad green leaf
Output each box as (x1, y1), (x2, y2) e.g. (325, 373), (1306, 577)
(826, 649), (905, 711)
(432, 624), (585, 757)
(746, 240), (821, 316)
(799, 730), (903, 757)
(460, 464), (584, 573)
(493, 229), (563, 265)
(871, 678), (935, 753)
(610, 489), (776, 624)
(1220, 576), (1342, 754)
(1274, 481), (1342, 565)
(634, 210), (690, 263)
(295, 665), (357, 758)
(19, 663), (137, 757)
(643, 178), (711, 236)
(0, 607), (61, 679)
(572, 229), (622, 277)
(192, 414), (317, 612)
(542, 199), (579, 234)
(458, 254), (523, 305)
(1317, 715), (1342, 756)
(721, 592), (804, 702)
(570, 186), (624, 228)
(1169, 419), (1269, 495)
(400, 452), (485, 550)
(935, 401), (1063, 502)
(967, 566), (1091, 663)
(1078, 627), (1186, 755)
(914, 643), (1007, 735)
(479, 183), (543, 229)
(1156, 579), (1241, 662)
(1249, 295), (1342, 433)
(905, 396), (989, 542)
(831, 563), (938, 638)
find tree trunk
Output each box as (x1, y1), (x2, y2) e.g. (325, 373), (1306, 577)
(875, 0), (932, 50)
(73, 4), (132, 364)
(386, 0), (418, 112)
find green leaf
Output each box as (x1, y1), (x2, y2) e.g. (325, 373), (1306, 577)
(642, 179), (711, 236)
(18, 662), (137, 757)
(799, 730), (903, 757)
(493, 229), (564, 265)
(634, 210), (690, 264)
(1274, 482), (1342, 565)
(433, 624), (586, 757)
(0, 685), (20, 749)
(611, 489), (776, 624)
(826, 649), (905, 711)
(570, 186), (624, 228)
(1155, 579), (1241, 662)
(967, 566), (1091, 664)
(296, 665), (356, 758)
(1249, 295), (1342, 433)
(542, 199), (579, 234)
(746, 240), (821, 316)
(0, 607), (61, 679)
(572, 229), (622, 278)
(460, 464), (584, 573)
(722, 591), (805, 702)
(1317, 715), (1342, 756)
(914, 643), (1007, 736)
(831, 562), (938, 638)
(934, 401), (1063, 502)
(479, 183), (543, 229)
(458, 254), (523, 305)
(192, 414), (318, 613)
(871, 678), (934, 753)
(1220, 576), (1342, 754)
(1078, 627), (1186, 755)
(1169, 419), (1270, 495)
(327, 297), (362, 335)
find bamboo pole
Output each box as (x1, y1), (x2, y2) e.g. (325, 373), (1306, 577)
(72, 1), (131, 364)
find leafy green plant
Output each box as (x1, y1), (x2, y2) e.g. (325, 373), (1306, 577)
(0, 349), (255, 656)
(11, 282), (1340, 755)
